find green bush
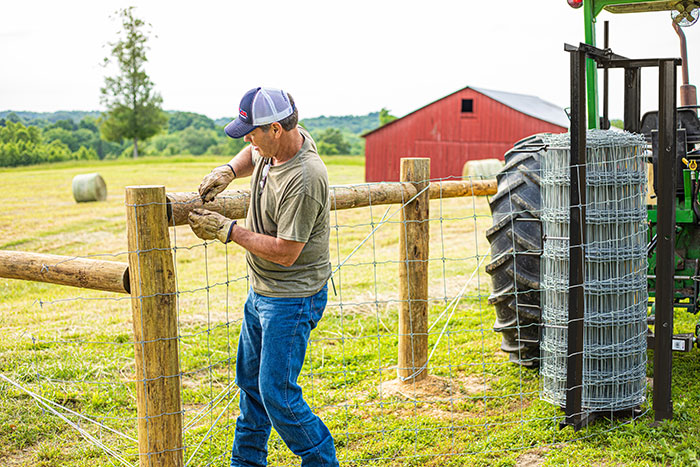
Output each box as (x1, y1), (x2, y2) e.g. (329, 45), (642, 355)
(0, 121), (86, 167)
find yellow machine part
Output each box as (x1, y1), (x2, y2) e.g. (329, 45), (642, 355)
(604, 0), (699, 15)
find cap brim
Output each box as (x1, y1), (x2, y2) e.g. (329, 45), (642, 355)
(224, 119), (255, 139)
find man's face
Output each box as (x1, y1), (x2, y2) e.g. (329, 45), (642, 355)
(244, 125), (279, 158)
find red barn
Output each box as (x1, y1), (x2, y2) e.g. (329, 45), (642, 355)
(362, 86), (569, 182)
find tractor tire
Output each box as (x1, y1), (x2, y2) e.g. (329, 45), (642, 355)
(485, 136), (544, 367)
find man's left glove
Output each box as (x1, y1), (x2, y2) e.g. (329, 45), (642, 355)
(188, 208), (236, 244)
(199, 165), (236, 203)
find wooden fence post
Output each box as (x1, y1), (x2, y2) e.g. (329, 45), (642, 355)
(398, 158), (430, 384)
(125, 186), (184, 467)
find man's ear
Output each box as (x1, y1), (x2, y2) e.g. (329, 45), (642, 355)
(271, 122), (283, 138)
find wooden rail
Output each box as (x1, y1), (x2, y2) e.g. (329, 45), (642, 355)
(0, 180), (496, 292)
(0, 250), (129, 294)
(166, 179), (497, 226)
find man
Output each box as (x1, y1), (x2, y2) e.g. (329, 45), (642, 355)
(188, 87), (338, 467)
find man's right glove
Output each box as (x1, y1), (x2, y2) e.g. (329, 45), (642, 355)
(199, 164), (235, 203)
(188, 208), (236, 244)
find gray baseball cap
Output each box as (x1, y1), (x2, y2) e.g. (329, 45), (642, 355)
(225, 87), (295, 139)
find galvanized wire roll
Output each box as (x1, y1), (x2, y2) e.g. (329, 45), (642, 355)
(540, 130), (648, 411)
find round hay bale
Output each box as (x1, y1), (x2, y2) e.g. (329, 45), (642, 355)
(462, 159), (503, 180)
(72, 173), (107, 202)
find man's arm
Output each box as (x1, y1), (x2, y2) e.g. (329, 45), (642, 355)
(188, 208), (305, 267)
(227, 145), (255, 179)
(228, 224), (305, 267)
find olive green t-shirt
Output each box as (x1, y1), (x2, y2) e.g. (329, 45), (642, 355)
(246, 127), (331, 297)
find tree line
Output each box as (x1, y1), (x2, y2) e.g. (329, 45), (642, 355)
(0, 110), (386, 167)
(0, 116), (104, 167)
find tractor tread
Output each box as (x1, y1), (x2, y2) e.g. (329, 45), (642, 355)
(486, 137), (544, 368)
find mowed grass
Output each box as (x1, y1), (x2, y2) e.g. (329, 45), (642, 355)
(1, 156), (700, 466)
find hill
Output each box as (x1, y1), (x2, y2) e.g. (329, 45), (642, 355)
(214, 112), (381, 135)
(301, 112), (380, 134)
(0, 110), (102, 127)
(4, 110), (381, 136)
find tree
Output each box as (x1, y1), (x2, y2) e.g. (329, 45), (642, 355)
(49, 119), (77, 132)
(180, 127), (218, 155)
(315, 128), (350, 155)
(100, 7), (166, 158)
(206, 137), (248, 157)
(43, 127), (78, 152)
(168, 111), (216, 133)
(79, 116), (100, 133)
(379, 108), (398, 126)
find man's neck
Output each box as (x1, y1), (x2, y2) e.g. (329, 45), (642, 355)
(272, 127), (303, 165)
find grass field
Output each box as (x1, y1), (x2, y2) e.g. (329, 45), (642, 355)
(1, 156), (700, 466)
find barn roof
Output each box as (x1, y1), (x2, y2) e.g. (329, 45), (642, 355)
(471, 86), (570, 128)
(362, 86), (569, 137)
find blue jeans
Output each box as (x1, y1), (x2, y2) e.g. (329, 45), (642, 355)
(231, 286), (338, 467)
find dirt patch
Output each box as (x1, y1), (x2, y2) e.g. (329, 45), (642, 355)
(516, 447), (549, 466)
(312, 372), (534, 422)
(379, 374), (490, 401)
(0, 447), (36, 466)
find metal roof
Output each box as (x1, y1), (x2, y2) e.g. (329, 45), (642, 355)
(362, 86), (569, 137)
(470, 86), (570, 128)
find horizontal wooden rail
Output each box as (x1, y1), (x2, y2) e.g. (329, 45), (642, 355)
(0, 250), (130, 294)
(167, 179), (496, 227)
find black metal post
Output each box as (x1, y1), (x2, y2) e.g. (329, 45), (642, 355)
(623, 67), (641, 133)
(602, 21), (610, 130)
(564, 46), (588, 430)
(653, 59), (678, 423)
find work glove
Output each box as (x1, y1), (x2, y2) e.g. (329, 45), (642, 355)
(188, 208), (236, 244)
(199, 164), (235, 203)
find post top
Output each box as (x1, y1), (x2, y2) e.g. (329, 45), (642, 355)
(125, 185), (166, 190)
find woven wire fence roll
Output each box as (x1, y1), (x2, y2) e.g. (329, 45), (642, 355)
(540, 129), (648, 411)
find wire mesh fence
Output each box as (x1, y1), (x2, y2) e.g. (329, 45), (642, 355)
(540, 131), (648, 411)
(0, 153), (657, 466)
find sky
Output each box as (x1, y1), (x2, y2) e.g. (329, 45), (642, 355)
(1, 1), (699, 121)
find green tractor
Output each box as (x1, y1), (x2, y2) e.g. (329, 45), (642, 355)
(487, 0), (700, 367)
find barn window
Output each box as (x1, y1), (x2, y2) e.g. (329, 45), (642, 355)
(461, 99), (473, 113)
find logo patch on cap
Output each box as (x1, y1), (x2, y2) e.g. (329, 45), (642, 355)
(239, 109), (248, 119)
